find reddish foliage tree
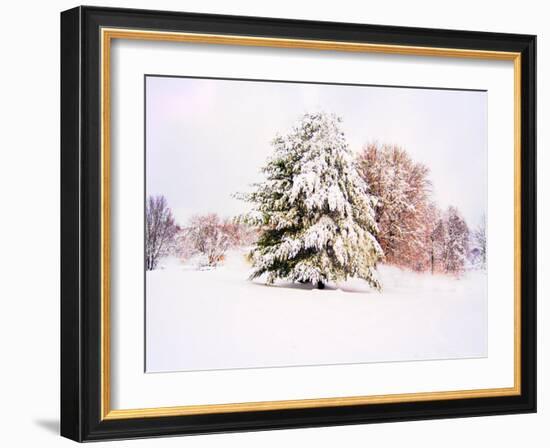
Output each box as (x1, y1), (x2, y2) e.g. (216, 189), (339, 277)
(357, 143), (431, 270)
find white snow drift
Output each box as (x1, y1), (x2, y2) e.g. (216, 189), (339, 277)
(146, 250), (487, 373)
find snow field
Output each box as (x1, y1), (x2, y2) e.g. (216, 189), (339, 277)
(146, 250), (487, 372)
(146, 251), (487, 372)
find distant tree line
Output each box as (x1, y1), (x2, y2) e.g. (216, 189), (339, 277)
(145, 113), (486, 280)
(145, 198), (256, 271)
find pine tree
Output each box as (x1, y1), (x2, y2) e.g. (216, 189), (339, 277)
(239, 112), (383, 289)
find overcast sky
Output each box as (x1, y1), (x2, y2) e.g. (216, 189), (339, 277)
(146, 76), (487, 228)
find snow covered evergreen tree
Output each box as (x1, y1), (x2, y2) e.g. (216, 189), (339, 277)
(239, 112), (383, 289)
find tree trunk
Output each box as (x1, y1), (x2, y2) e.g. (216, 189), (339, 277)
(317, 281), (325, 290)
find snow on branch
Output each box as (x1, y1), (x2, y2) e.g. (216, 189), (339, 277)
(238, 112), (383, 290)
(145, 195), (178, 271)
(176, 214), (257, 268)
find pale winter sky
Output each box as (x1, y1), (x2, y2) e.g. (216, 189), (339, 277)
(146, 76), (487, 228)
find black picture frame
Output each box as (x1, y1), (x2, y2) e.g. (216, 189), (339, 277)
(61, 5), (536, 442)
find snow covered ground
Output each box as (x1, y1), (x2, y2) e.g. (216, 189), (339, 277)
(146, 249), (487, 372)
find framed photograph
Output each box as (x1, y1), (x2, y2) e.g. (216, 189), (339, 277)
(60, 6), (536, 442)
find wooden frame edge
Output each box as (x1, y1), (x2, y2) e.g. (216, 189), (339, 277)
(99, 27), (523, 421)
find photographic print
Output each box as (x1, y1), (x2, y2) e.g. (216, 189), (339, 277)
(61, 9), (536, 440)
(145, 75), (488, 373)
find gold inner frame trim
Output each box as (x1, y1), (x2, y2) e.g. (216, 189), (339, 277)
(100, 27), (522, 421)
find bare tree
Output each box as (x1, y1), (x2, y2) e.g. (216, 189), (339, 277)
(174, 228), (196, 261)
(183, 214), (233, 267)
(424, 203), (444, 274)
(145, 195), (178, 271)
(176, 214), (258, 267)
(472, 214), (487, 270)
(221, 220), (258, 247)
